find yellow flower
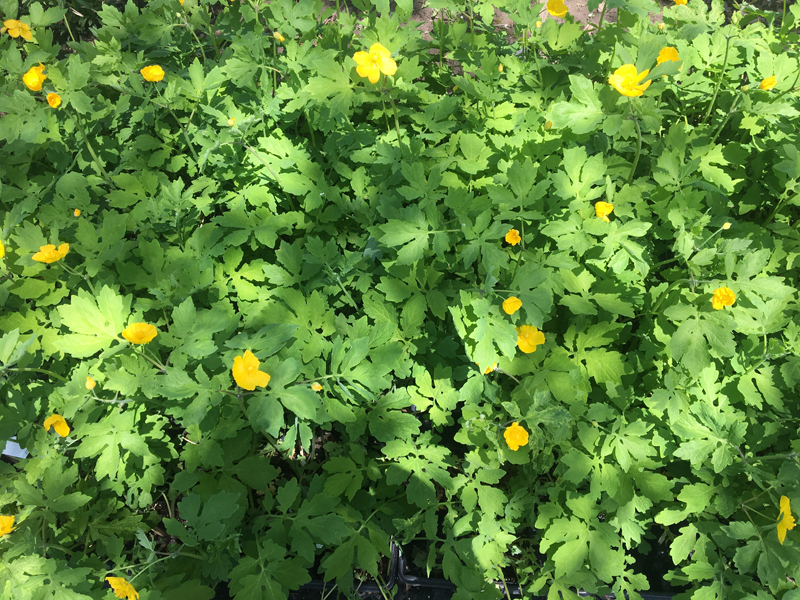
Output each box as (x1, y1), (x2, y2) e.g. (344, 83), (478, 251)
(106, 577), (140, 600)
(2, 19), (32, 41)
(475, 361), (498, 374)
(179, 0), (184, 4)
(722, 222), (731, 230)
(86, 376), (96, 390)
(22, 63), (46, 91)
(0, 516), (15, 535)
(503, 296), (522, 315)
(498, 63), (503, 73)
(227, 117), (235, 126)
(608, 64), (651, 97)
(274, 32), (285, 42)
(504, 422), (529, 451)
(74, 209), (81, 217)
(122, 322), (158, 344)
(311, 382), (323, 391)
(353, 43), (397, 84)
(505, 228), (521, 245)
(47, 92), (61, 108)
(595, 201), (614, 222)
(535, 20), (542, 27)
(673, 0), (686, 5)
(32, 243), (68, 264)
(759, 76), (777, 91)
(516, 325), (545, 353)
(232, 350), (271, 390)
(656, 47), (680, 65)
(711, 287), (735, 310)
(141, 65), (165, 82)
(546, 0), (568, 17)
(44, 414), (70, 437)
(658, 22), (665, 30)
(0, 240), (5, 259)
(777, 496), (796, 544)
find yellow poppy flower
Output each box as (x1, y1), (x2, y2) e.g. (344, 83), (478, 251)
(608, 64), (651, 97)
(32, 243), (68, 263)
(311, 382), (323, 391)
(44, 414), (70, 437)
(759, 76), (777, 91)
(86, 376), (96, 390)
(22, 63), (46, 91)
(595, 201), (614, 222)
(777, 496), (796, 545)
(0, 240), (5, 259)
(516, 325), (545, 353)
(232, 350), (271, 390)
(140, 65), (165, 82)
(673, 0), (686, 5)
(711, 287), (735, 310)
(504, 422), (529, 451)
(122, 323), (158, 344)
(273, 32), (285, 42)
(546, 0), (568, 17)
(106, 577), (140, 600)
(0, 516), (15, 536)
(503, 296), (522, 315)
(352, 43), (397, 84)
(656, 47), (680, 65)
(47, 92), (61, 108)
(74, 209), (81, 217)
(505, 228), (521, 245)
(2, 19), (32, 41)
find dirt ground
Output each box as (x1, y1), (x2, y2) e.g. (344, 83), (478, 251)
(406, 0), (787, 39)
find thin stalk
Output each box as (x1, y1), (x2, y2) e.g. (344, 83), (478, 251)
(335, 0), (342, 52)
(5, 367), (68, 382)
(701, 35), (731, 125)
(72, 110), (112, 182)
(60, 262), (95, 295)
(383, 78), (407, 160)
(177, 16), (208, 63)
(710, 91), (743, 143)
(203, 9), (221, 59)
(158, 89), (201, 165)
(439, 9), (446, 74)
(272, 40), (277, 95)
(530, 40), (543, 87)
(596, 1), (608, 32)
(607, 42), (617, 75)
(627, 100), (642, 184)
(771, 65), (800, 103)
(495, 566), (513, 600)
(62, 16), (76, 43)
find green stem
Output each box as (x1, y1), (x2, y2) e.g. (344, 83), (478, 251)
(60, 262), (95, 295)
(627, 100), (642, 184)
(5, 367), (68, 382)
(203, 9), (221, 59)
(72, 110), (112, 183)
(710, 91), (743, 143)
(157, 88), (201, 165)
(596, 1), (608, 32)
(531, 40), (543, 87)
(384, 80), (407, 160)
(607, 42), (617, 74)
(701, 35), (731, 125)
(771, 65), (800, 104)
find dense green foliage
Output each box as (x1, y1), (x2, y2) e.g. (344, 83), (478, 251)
(1, 0), (799, 598)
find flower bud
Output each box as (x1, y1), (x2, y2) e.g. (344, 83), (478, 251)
(722, 222), (731, 230)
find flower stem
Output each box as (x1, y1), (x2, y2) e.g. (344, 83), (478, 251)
(627, 100), (642, 184)
(72, 110), (112, 183)
(157, 88), (201, 166)
(383, 78), (407, 160)
(5, 367), (68, 382)
(596, 1), (608, 32)
(701, 35), (731, 125)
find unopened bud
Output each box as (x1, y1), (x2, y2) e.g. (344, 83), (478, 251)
(227, 117), (235, 126)
(498, 63), (503, 73)
(544, 120), (553, 130)
(536, 20), (542, 27)
(658, 22), (664, 30)
(722, 222), (731, 230)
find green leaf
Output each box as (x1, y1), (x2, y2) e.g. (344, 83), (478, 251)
(55, 286), (130, 358)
